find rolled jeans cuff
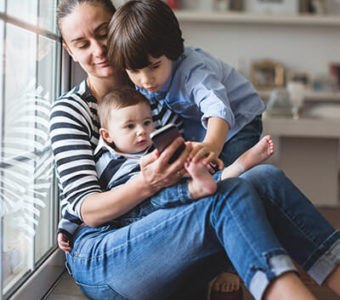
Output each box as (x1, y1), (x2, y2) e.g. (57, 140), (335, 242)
(150, 178), (192, 208)
(308, 232), (340, 285)
(177, 178), (192, 204)
(249, 254), (297, 300)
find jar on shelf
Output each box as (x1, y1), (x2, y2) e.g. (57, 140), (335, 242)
(215, 0), (231, 11)
(325, 0), (340, 15)
(180, 0), (214, 11)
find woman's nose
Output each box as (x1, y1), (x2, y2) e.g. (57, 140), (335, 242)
(92, 40), (106, 57)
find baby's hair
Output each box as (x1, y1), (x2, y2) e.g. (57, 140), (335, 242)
(57, 0), (116, 36)
(98, 88), (151, 128)
(108, 0), (184, 70)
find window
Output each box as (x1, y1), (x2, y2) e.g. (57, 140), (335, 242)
(0, 1), (62, 299)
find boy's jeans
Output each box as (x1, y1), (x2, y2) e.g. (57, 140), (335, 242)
(220, 114), (263, 166)
(66, 165), (340, 300)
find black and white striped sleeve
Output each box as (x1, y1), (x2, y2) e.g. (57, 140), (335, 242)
(49, 87), (101, 236)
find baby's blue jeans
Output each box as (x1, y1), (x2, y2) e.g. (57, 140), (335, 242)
(66, 165), (340, 300)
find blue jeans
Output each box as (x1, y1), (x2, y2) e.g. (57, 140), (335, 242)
(220, 114), (263, 166)
(111, 177), (196, 228)
(66, 165), (340, 300)
(115, 115), (263, 226)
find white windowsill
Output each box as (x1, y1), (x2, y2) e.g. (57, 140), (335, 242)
(9, 249), (65, 300)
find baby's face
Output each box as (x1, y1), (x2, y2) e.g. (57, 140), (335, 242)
(125, 55), (172, 93)
(105, 102), (154, 154)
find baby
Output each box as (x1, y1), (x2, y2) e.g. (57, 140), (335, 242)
(95, 88), (274, 208)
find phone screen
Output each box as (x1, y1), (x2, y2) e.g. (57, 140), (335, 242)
(150, 124), (185, 163)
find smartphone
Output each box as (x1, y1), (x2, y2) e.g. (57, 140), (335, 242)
(150, 123), (185, 164)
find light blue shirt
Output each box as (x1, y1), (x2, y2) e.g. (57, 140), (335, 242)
(137, 47), (266, 142)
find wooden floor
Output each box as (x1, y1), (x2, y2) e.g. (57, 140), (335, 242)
(44, 207), (340, 300)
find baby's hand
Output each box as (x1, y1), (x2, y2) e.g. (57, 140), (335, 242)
(188, 142), (224, 171)
(57, 232), (72, 253)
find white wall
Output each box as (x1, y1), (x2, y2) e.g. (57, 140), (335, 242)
(177, 15), (340, 206)
(178, 20), (340, 81)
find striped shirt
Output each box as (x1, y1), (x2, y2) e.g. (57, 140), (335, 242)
(94, 137), (146, 191)
(49, 80), (183, 237)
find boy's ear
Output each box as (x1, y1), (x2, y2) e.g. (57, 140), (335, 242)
(63, 42), (78, 62)
(99, 128), (112, 144)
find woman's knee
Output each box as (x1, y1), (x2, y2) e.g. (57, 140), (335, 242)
(249, 164), (284, 176)
(214, 177), (259, 211)
(241, 164), (286, 186)
(217, 177), (252, 195)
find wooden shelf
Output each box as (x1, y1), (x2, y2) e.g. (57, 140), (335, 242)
(175, 10), (340, 27)
(263, 115), (340, 138)
(258, 90), (340, 102)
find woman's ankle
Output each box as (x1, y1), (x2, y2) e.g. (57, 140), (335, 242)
(324, 265), (340, 295)
(263, 272), (316, 300)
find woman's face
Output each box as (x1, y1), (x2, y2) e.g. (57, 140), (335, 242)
(60, 3), (114, 79)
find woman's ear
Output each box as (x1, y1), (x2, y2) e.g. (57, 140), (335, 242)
(99, 128), (112, 144)
(63, 42), (78, 62)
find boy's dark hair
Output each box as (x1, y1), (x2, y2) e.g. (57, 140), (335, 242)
(98, 88), (151, 128)
(107, 0), (184, 70)
(57, 0), (116, 36)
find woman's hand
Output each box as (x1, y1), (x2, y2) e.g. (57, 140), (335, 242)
(57, 232), (72, 253)
(139, 136), (191, 194)
(81, 137), (191, 228)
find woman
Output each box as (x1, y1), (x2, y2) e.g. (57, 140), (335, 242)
(50, 1), (340, 299)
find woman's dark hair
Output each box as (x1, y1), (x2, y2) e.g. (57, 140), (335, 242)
(57, 0), (116, 35)
(107, 0), (184, 70)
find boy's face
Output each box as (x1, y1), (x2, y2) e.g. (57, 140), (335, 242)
(100, 102), (154, 154)
(126, 55), (172, 92)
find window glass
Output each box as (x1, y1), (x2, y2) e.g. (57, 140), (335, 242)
(7, 0), (38, 26)
(5, 24), (36, 102)
(2, 24), (37, 294)
(0, 20), (3, 106)
(39, 0), (58, 34)
(0, 22), (3, 296)
(34, 36), (60, 261)
(2, 22), (58, 298)
(1, 0), (61, 298)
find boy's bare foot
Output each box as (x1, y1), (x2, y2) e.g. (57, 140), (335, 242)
(239, 135), (274, 171)
(221, 135), (274, 179)
(211, 272), (240, 293)
(185, 160), (217, 200)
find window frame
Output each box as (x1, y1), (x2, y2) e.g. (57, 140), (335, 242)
(0, 0), (71, 298)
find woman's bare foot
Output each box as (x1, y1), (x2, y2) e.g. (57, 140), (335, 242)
(185, 160), (217, 200)
(211, 272), (240, 293)
(221, 135), (274, 179)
